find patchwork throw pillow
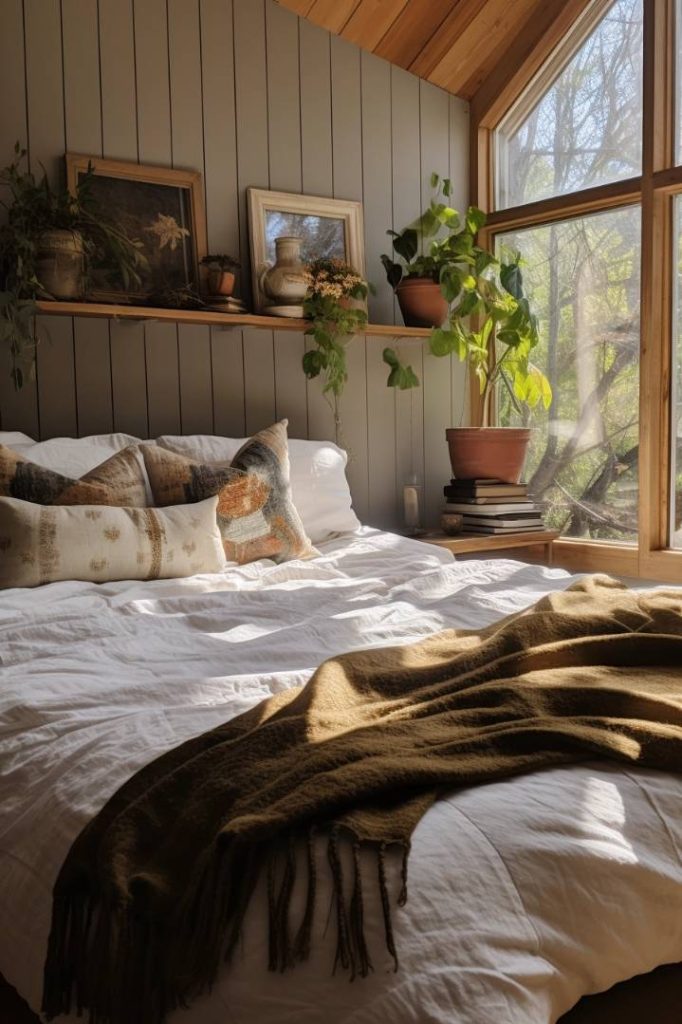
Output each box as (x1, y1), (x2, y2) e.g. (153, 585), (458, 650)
(0, 444), (147, 507)
(142, 420), (315, 565)
(0, 495), (225, 589)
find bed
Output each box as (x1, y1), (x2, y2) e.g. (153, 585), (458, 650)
(1, 433), (682, 1024)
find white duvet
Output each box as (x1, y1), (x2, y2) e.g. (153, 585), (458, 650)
(1, 528), (681, 1024)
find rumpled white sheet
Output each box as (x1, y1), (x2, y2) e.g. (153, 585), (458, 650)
(1, 528), (681, 1023)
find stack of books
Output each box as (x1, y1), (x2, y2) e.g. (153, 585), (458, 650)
(443, 478), (546, 535)
(205, 295), (246, 314)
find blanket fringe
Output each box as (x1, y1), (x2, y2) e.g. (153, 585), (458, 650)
(42, 831), (405, 1024)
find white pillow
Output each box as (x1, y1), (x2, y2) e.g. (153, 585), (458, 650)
(154, 434), (360, 543)
(0, 431), (35, 447)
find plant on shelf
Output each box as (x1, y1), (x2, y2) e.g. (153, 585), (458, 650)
(200, 253), (240, 296)
(0, 144), (147, 388)
(301, 257), (369, 436)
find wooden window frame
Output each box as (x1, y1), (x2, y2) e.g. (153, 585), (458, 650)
(470, 0), (682, 582)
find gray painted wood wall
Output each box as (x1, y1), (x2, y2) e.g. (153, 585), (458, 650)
(0, 0), (470, 529)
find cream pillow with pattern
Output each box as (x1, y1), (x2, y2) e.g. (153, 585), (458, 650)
(0, 495), (225, 589)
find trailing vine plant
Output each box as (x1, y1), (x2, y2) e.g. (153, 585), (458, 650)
(301, 257), (369, 441)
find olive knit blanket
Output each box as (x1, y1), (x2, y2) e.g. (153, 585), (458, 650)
(42, 575), (682, 1024)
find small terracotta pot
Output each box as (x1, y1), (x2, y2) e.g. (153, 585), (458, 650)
(446, 427), (531, 484)
(396, 277), (448, 329)
(208, 269), (235, 296)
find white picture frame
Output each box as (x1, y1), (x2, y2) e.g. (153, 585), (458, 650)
(247, 187), (365, 312)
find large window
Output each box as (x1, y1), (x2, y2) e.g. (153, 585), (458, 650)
(496, 0), (643, 209)
(498, 206), (641, 542)
(475, 0), (682, 579)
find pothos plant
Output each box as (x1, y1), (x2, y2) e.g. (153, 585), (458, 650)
(301, 256), (369, 399)
(382, 173), (552, 424)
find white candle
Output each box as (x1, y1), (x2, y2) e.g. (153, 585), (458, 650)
(403, 483), (421, 530)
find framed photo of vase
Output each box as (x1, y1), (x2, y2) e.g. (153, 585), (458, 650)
(247, 188), (365, 312)
(65, 154), (207, 304)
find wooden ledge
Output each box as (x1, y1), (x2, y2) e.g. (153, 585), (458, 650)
(36, 301), (432, 338)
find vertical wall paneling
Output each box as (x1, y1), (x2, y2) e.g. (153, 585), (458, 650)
(419, 80), (452, 526)
(234, 0), (269, 308)
(329, 34), (367, 518)
(200, 0), (240, 258)
(0, 0), (38, 436)
(0, 0), (472, 529)
(274, 330), (308, 439)
(110, 322), (148, 437)
(391, 67), (424, 502)
(99, 0), (138, 161)
(74, 318), (113, 435)
(361, 52), (394, 324)
(211, 328), (246, 437)
(23, 0), (65, 183)
(298, 19), (333, 197)
(62, 0), (102, 156)
(35, 316), (77, 438)
(178, 324), (214, 434)
(145, 322), (181, 437)
(338, 336), (369, 521)
(168, 0), (205, 174)
(330, 36), (363, 203)
(266, 4), (303, 194)
(243, 328), (276, 435)
(134, 0), (172, 166)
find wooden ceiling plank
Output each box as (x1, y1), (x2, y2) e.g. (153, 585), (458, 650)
(374, 0), (457, 67)
(427, 0), (538, 96)
(276, 0), (317, 16)
(408, 0), (488, 79)
(305, 0), (362, 34)
(471, 0), (603, 127)
(341, 0), (409, 52)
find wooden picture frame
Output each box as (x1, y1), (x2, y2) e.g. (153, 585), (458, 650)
(65, 154), (207, 304)
(247, 187), (365, 312)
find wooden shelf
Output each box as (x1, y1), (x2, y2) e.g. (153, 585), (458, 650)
(35, 300), (431, 338)
(422, 529), (560, 558)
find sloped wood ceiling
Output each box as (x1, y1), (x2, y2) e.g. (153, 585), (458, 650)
(276, 0), (590, 100)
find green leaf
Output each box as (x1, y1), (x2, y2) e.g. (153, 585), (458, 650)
(430, 171), (439, 189)
(429, 327), (458, 357)
(465, 206), (486, 234)
(392, 228), (419, 263)
(442, 178), (452, 198)
(500, 260), (523, 299)
(380, 253), (403, 289)
(439, 264), (461, 303)
(383, 347), (420, 390)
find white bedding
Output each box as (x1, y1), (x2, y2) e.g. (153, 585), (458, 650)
(1, 527), (681, 1023)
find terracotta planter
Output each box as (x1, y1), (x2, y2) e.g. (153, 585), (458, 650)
(36, 229), (85, 300)
(207, 269), (235, 296)
(396, 277), (448, 329)
(446, 427), (531, 484)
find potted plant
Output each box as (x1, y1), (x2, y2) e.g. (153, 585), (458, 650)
(0, 145), (147, 387)
(200, 253), (240, 296)
(383, 174), (551, 483)
(381, 174), (466, 328)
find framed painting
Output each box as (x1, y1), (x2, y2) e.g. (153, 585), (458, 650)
(65, 154), (206, 304)
(247, 188), (365, 312)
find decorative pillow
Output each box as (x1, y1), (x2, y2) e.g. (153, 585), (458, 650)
(0, 495), (225, 589)
(154, 434), (360, 543)
(142, 420), (316, 564)
(0, 444), (148, 507)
